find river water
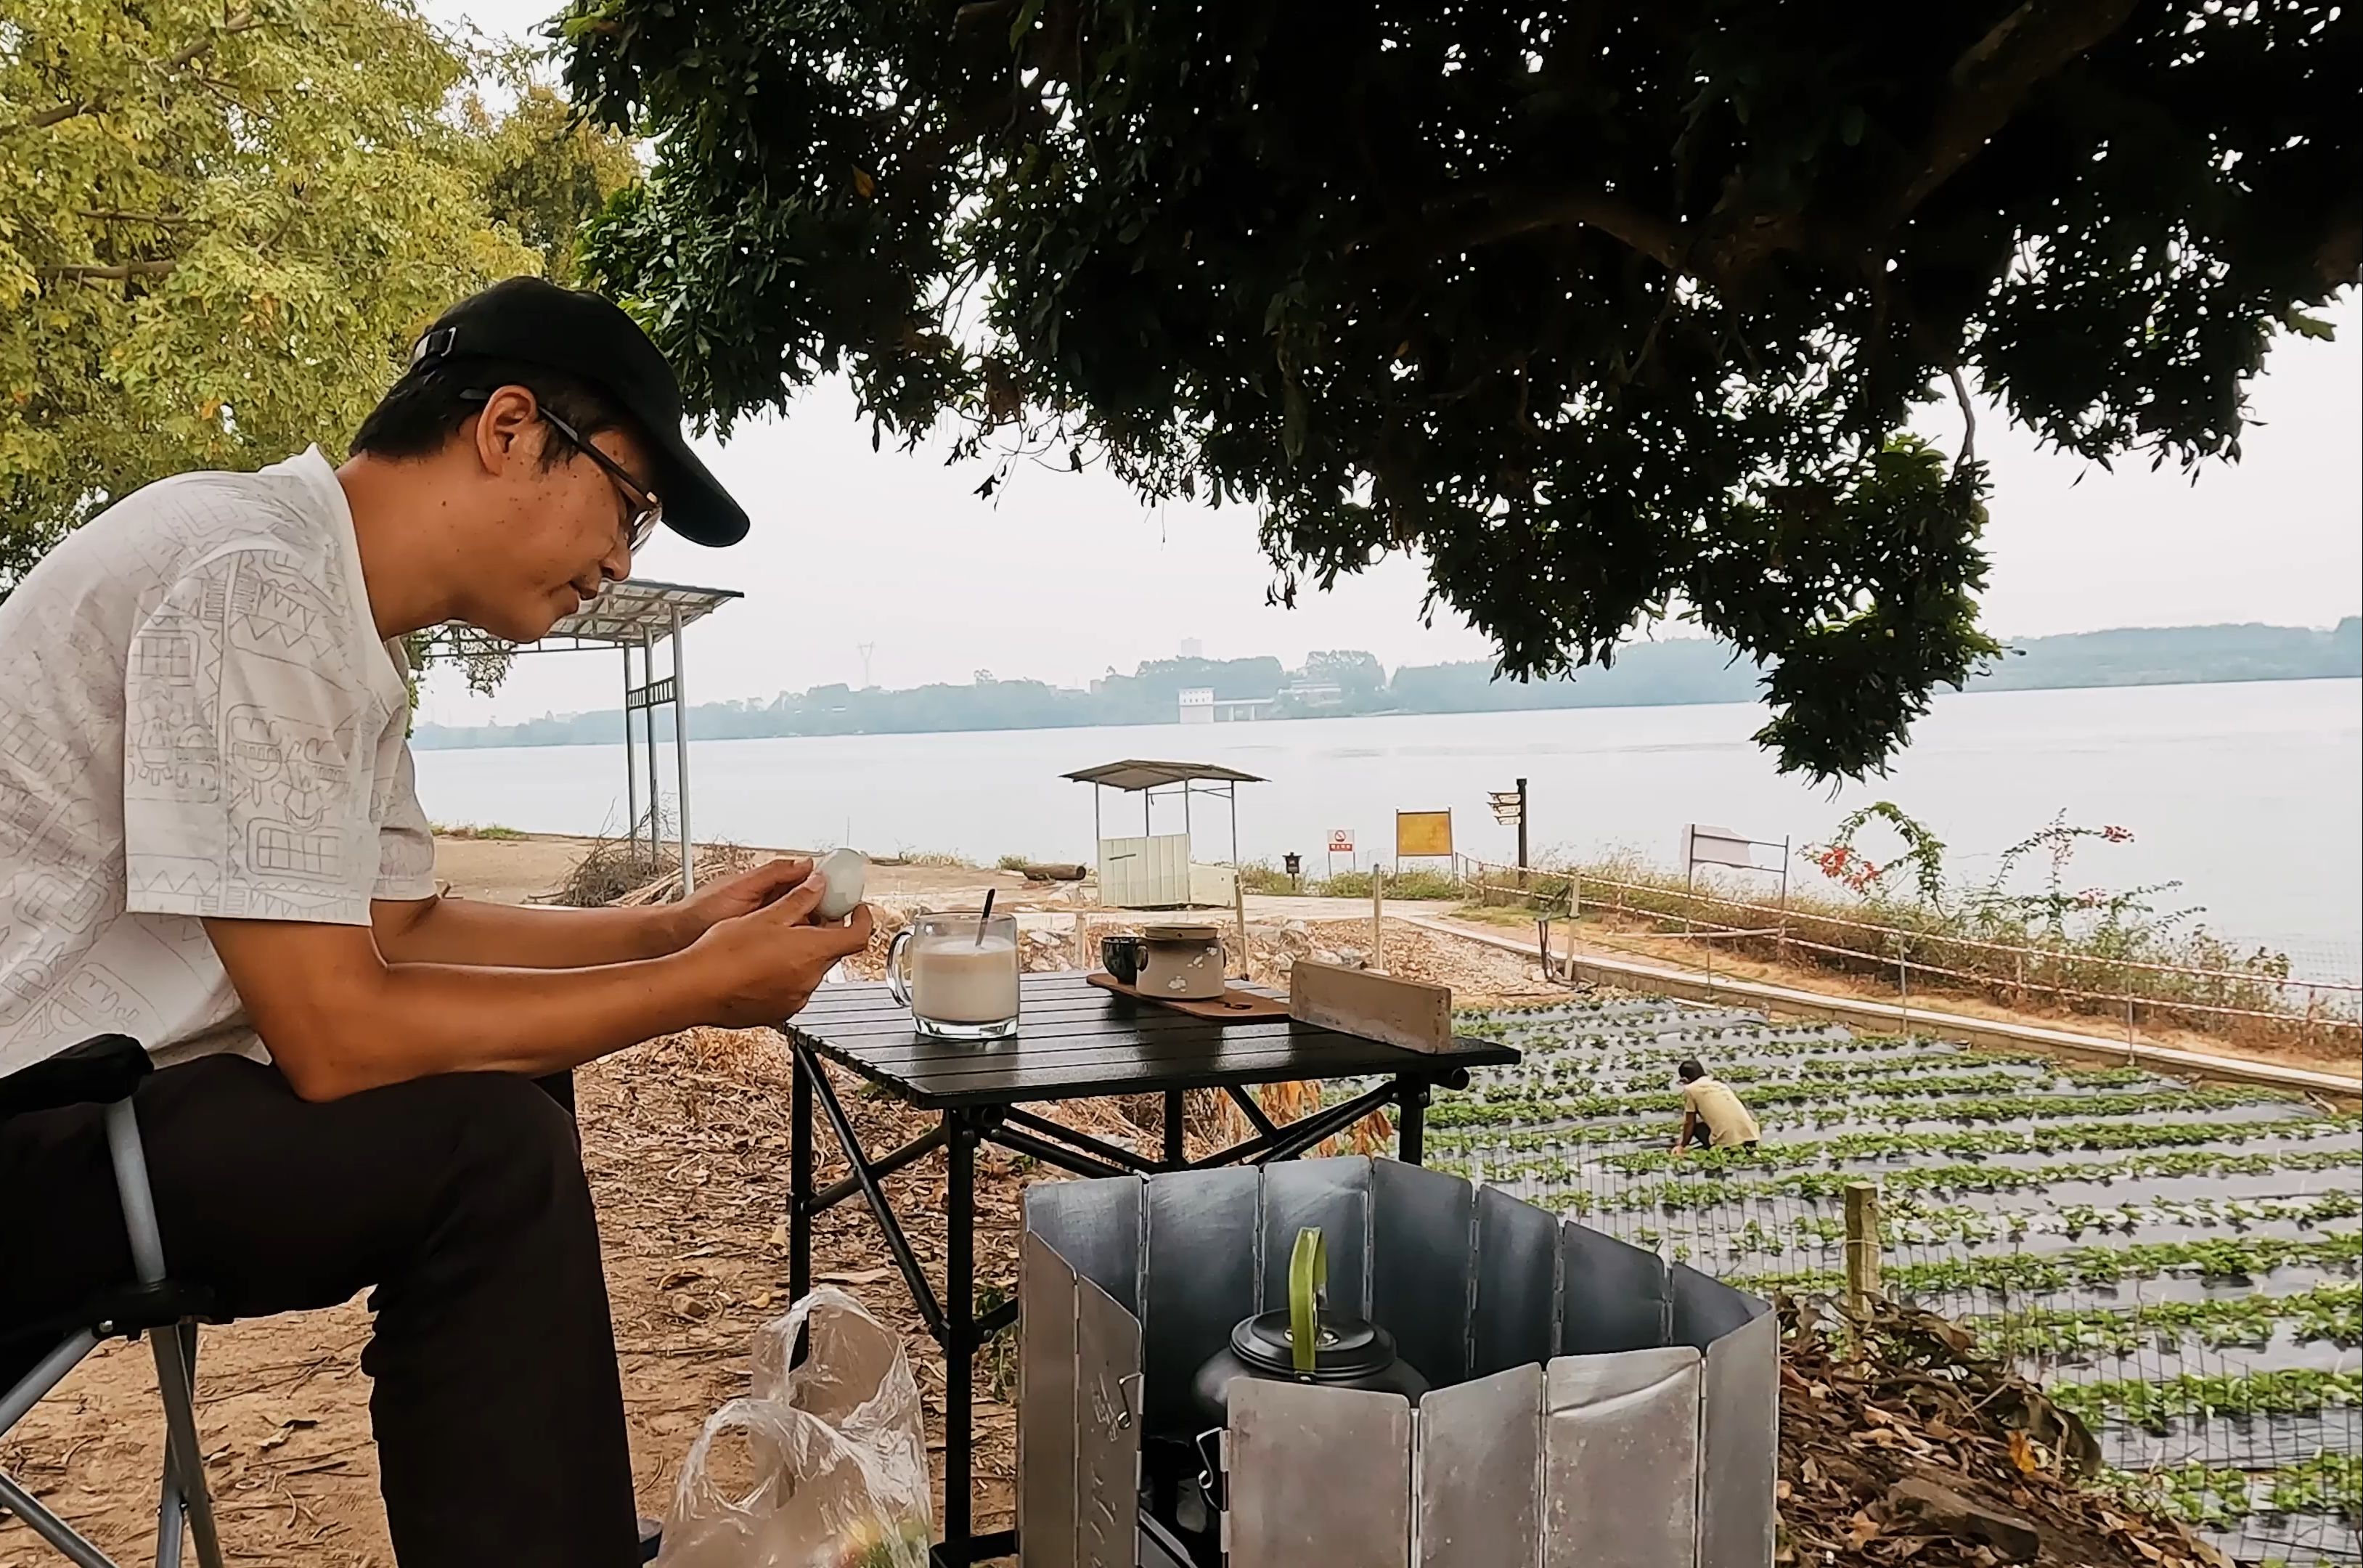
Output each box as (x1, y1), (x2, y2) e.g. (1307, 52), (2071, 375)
(413, 677), (2362, 967)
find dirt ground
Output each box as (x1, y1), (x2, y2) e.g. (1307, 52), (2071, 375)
(0, 845), (1558, 1566)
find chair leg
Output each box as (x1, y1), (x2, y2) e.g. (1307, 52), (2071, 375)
(0, 1469), (123, 1568)
(148, 1325), (221, 1568)
(152, 1323), (191, 1568)
(102, 1101), (224, 1568)
(155, 1469), (183, 1568)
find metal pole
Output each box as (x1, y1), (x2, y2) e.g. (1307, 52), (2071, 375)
(788, 1044), (813, 1301)
(1184, 780), (1193, 849)
(621, 642), (638, 846)
(672, 606), (695, 897)
(1516, 776), (1528, 889)
(944, 1112), (977, 1551)
(1778, 836), (1791, 962)
(1371, 865), (1384, 973)
(641, 630), (661, 865)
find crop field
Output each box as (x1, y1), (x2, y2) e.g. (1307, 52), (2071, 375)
(1428, 997), (2362, 1564)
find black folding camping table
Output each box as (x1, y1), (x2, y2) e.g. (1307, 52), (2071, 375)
(778, 971), (1519, 1567)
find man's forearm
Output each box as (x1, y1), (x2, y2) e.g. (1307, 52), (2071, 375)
(375, 894), (695, 969)
(268, 951), (717, 1100)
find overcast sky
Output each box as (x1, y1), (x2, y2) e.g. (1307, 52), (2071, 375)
(414, 7), (2362, 727)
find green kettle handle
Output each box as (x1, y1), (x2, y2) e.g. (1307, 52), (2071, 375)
(1288, 1226), (1326, 1375)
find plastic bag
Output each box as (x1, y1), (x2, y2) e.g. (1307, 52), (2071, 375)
(658, 1287), (932, 1568)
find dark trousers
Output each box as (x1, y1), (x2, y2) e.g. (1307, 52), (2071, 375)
(0, 1054), (638, 1568)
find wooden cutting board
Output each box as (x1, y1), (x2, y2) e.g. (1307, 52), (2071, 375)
(1286, 960), (1453, 1053)
(1085, 971), (1293, 1021)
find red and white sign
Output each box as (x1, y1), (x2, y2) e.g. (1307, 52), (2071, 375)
(1327, 828), (1355, 854)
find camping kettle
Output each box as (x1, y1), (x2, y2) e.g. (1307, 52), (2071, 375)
(1188, 1227), (1429, 1429)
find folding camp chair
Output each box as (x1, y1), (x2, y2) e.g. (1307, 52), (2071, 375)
(0, 1034), (224, 1568)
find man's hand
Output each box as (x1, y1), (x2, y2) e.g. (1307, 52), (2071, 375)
(687, 875), (876, 1029)
(677, 857), (815, 941)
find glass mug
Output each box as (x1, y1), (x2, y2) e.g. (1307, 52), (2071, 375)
(886, 912), (1021, 1040)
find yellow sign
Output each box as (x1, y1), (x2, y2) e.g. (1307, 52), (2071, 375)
(1395, 809), (1454, 859)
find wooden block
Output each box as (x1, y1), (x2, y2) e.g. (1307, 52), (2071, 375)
(1289, 960), (1452, 1053)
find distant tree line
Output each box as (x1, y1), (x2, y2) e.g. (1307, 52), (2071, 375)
(412, 620), (2362, 750)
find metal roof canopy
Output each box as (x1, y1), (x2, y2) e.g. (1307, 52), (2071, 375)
(1066, 761), (1265, 918)
(423, 577), (741, 897)
(430, 578), (741, 658)
(1061, 759), (1266, 792)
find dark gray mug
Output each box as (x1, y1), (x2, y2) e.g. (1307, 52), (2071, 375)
(1100, 934), (1144, 986)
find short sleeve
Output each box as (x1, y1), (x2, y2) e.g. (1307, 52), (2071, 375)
(122, 550), (386, 925)
(374, 741), (438, 901)
(1679, 1082), (1699, 1112)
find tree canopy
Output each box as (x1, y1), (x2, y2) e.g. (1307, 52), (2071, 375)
(563, 0), (2357, 777)
(1, 1), (637, 596)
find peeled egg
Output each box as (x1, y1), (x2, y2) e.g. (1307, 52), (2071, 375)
(813, 846), (868, 920)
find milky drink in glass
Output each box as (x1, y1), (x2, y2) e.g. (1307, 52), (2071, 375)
(887, 912), (1021, 1040)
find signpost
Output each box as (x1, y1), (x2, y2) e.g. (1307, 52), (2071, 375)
(1487, 777), (1529, 885)
(1326, 827), (1355, 878)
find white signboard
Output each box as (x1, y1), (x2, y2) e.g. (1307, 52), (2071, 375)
(1327, 828), (1355, 854)
(1682, 824), (1768, 873)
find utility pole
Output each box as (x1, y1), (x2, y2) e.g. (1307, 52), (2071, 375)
(856, 642), (877, 687)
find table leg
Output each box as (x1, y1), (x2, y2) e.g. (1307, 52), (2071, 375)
(1398, 1078), (1427, 1166)
(944, 1110), (977, 1554)
(1162, 1088), (1185, 1167)
(789, 1037), (813, 1301)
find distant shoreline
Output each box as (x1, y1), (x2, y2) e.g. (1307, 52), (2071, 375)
(412, 669), (2362, 753)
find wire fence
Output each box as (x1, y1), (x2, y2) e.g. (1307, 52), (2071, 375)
(1448, 854), (2362, 1057)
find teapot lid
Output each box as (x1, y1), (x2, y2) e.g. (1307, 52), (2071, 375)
(1230, 1307), (1401, 1381)
(1141, 923), (1222, 942)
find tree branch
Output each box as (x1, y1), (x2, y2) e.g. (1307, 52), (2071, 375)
(0, 12), (258, 137)
(1359, 186), (1684, 275)
(38, 261), (178, 281)
(1890, 0), (2139, 221)
(75, 210), (197, 226)
(1947, 366), (1977, 465)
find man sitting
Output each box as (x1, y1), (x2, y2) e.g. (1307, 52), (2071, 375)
(0, 279), (872, 1567)
(1673, 1057), (1761, 1154)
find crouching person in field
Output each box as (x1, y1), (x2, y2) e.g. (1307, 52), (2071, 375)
(1673, 1057), (1760, 1155)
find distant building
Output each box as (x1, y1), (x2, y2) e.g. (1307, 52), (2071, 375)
(1178, 687), (1273, 724)
(1283, 679), (1344, 706)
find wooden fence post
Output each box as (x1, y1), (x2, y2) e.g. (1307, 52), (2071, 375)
(1234, 873), (1250, 980)
(1844, 1181), (1883, 1320)
(1371, 866), (1385, 973)
(1894, 934), (1910, 1036)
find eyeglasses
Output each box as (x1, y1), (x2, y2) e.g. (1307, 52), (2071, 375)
(459, 389), (662, 551)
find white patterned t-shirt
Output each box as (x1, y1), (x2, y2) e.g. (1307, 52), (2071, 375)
(0, 447), (436, 1076)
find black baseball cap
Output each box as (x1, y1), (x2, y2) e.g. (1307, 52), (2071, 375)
(407, 277), (749, 547)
